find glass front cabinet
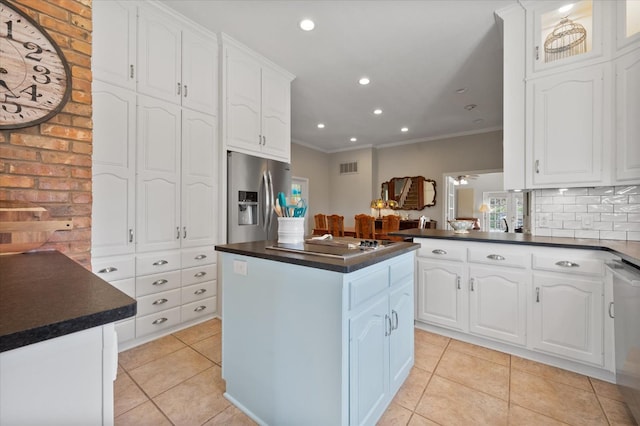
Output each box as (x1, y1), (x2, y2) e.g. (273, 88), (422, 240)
(617, 0), (640, 52)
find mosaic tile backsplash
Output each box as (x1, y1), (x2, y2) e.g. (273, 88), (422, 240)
(532, 186), (640, 241)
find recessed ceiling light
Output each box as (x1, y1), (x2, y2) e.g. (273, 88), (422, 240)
(455, 88), (468, 94)
(473, 118), (484, 124)
(464, 104), (477, 111)
(558, 4), (573, 14)
(373, 109), (382, 115)
(359, 77), (370, 85)
(400, 127), (409, 133)
(350, 137), (357, 142)
(317, 123), (325, 129)
(299, 19), (315, 31)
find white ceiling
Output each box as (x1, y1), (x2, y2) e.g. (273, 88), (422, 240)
(160, 0), (516, 153)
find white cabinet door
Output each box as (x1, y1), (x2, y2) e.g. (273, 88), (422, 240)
(181, 109), (218, 248)
(225, 45), (262, 153)
(182, 28), (218, 114)
(261, 65), (291, 161)
(92, 82), (136, 257)
(389, 280), (414, 394)
(469, 265), (527, 346)
(349, 294), (389, 426)
(136, 96), (181, 252)
(615, 49), (640, 183)
(416, 258), (467, 331)
(528, 64), (608, 187)
(138, 3), (182, 104)
(531, 273), (603, 365)
(92, 0), (136, 90)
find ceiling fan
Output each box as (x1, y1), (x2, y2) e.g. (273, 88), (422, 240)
(453, 174), (479, 185)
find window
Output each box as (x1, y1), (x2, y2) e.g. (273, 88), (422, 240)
(484, 191), (523, 232)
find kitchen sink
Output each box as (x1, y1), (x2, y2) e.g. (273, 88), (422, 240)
(266, 237), (397, 259)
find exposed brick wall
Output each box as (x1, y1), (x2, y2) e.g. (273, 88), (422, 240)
(0, 0), (93, 267)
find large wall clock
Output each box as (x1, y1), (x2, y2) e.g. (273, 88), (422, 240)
(0, 0), (72, 129)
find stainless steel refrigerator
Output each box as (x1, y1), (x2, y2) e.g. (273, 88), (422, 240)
(227, 151), (291, 243)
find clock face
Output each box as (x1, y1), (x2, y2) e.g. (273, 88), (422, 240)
(0, 0), (71, 129)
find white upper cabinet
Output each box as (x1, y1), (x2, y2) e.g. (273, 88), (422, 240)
(526, 0), (606, 77)
(616, 0), (640, 52)
(137, 3), (182, 104)
(92, 0), (137, 90)
(137, 3), (218, 114)
(527, 64), (609, 187)
(615, 49), (640, 183)
(222, 35), (295, 162)
(92, 82), (136, 257)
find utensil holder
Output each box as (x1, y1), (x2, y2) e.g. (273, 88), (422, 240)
(277, 217), (305, 244)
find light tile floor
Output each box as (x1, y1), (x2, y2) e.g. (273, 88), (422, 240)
(114, 319), (637, 426)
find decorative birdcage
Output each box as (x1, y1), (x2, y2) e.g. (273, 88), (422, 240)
(544, 16), (587, 62)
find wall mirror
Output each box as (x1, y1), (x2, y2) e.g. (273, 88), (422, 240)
(381, 176), (436, 210)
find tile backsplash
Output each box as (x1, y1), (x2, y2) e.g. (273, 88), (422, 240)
(532, 186), (640, 241)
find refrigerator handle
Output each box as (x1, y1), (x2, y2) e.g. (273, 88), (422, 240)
(262, 171), (270, 233)
(267, 170), (275, 233)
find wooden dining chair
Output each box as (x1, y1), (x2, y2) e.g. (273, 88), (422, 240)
(354, 214), (376, 239)
(327, 214), (344, 237)
(380, 215), (402, 241)
(314, 213), (328, 229)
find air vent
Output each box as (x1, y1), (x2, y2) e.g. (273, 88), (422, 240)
(339, 161), (358, 174)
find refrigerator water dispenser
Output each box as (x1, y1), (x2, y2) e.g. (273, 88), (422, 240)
(238, 191), (258, 226)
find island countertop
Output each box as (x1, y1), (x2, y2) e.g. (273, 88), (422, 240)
(215, 238), (419, 273)
(390, 229), (640, 267)
(0, 250), (137, 352)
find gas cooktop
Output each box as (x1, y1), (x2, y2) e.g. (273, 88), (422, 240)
(266, 238), (397, 259)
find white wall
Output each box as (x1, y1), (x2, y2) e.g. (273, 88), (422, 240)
(329, 148), (374, 227)
(290, 143), (331, 235)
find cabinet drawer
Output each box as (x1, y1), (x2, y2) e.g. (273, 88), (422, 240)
(92, 256), (135, 281)
(181, 246), (216, 268)
(417, 240), (466, 262)
(181, 297), (217, 323)
(115, 318), (135, 345)
(390, 255), (414, 285)
(181, 264), (217, 287)
(349, 268), (389, 309)
(182, 280), (217, 305)
(468, 247), (529, 269)
(137, 288), (181, 317)
(136, 270), (181, 297)
(135, 307), (181, 338)
(532, 254), (605, 276)
(136, 251), (181, 276)
(110, 278), (135, 298)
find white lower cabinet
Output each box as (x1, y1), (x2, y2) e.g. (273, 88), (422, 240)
(415, 238), (615, 377)
(469, 265), (527, 346)
(530, 273), (604, 365)
(416, 258), (467, 331)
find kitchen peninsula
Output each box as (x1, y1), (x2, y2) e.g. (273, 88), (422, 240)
(215, 238), (418, 425)
(0, 251), (136, 425)
(390, 228), (640, 381)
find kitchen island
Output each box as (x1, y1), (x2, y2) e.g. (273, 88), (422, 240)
(390, 229), (640, 382)
(0, 250), (136, 425)
(215, 238), (418, 426)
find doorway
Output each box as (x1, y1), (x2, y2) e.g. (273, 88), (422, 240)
(442, 170), (504, 230)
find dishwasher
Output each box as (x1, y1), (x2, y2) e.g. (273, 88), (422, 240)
(608, 259), (640, 423)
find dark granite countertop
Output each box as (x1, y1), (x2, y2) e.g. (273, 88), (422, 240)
(0, 250), (136, 352)
(389, 229), (640, 268)
(215, 238), (419, 273)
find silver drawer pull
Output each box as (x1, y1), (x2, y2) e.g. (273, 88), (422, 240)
(194, 271), (206, 278)
(487, 254), (505, 261)
(152, 259), (168, 266)
(152, 317), (168, 325)
(152, 298), (168, 305)
(555, 260), (580, 268)
(194, 305), (207, 312)
(194, 288), (207, 295)
(152, 279), (168, 286)
(195, 254), (207, 260)
(432, 249), (447, 255)
(98, 266), (118, 273)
